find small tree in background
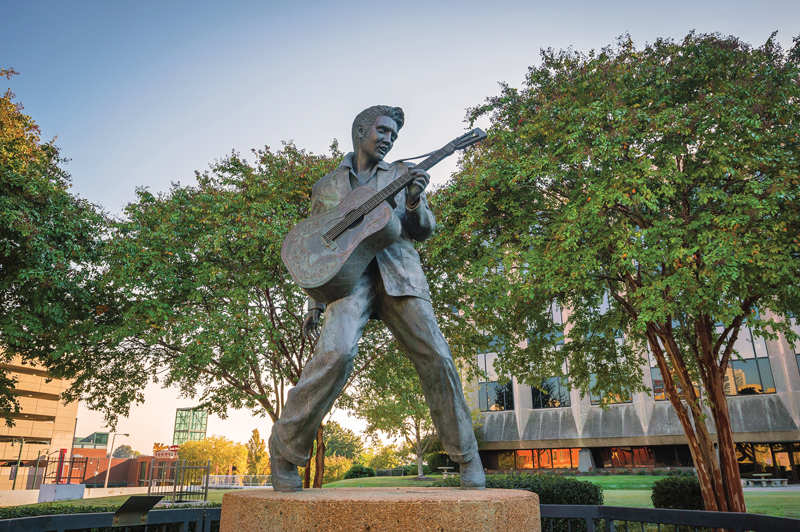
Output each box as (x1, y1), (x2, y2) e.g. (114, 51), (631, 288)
(324, 420), (364, 462)
(245, 429), (269, 476)
(178, 435), (246, 475)
(112, 445), (137, 459)
(349, 347), (437, 479)
(429, 32), (800, 513)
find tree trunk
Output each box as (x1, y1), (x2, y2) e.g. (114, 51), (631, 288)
(647, 326), (744, 513)
(313, 424), (325, 488)
(303, 448), (312, 489)
(415, 428), (425, 479)
(706, 364), (747, 512)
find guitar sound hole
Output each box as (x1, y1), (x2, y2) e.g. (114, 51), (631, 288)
(346, 214), (365, 230)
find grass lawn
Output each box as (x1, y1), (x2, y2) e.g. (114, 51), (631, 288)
(19, 489), (237, 508)
(14, 477), (800, 520)
(323, 475), (442, 488)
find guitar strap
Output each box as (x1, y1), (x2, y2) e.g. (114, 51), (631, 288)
(396, 149), (439, 162)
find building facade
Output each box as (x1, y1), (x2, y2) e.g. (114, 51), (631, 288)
(0, 354), (79, 489)
(470, 313), (800, 483)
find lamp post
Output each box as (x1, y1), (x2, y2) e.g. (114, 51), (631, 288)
(10, 438), (24, 490)
(103, 433), (129, 489)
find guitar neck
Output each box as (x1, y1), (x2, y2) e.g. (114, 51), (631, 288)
(323, 128), (485, 243)
(362, 143), (456, 211)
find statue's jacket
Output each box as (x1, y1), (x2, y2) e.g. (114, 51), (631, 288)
(306, 152), (434, 312)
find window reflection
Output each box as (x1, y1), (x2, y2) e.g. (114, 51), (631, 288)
(721, 326), (776, 396)
(477, 353), (515, 411)
(532, 375), (571, 408)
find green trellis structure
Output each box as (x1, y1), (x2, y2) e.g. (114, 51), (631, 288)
(172, 407), (208, 445)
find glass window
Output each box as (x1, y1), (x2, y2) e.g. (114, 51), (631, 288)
(478, 381), (514, 411)
(538, 449), (552, 468)
(552, 448), (572, 468)
(633, 447), (655, 467)
(571, 448), (580, 468)
(589, 374), (632, 405)
(532, 375), (571, 408)
(611, 447), (634, 468)
(722, 327), (775, 396)
(650, 365), (667, 401)
(477, 353), (514, 411)
(498, 451), (515, 470)
(515, 450), (534, 469)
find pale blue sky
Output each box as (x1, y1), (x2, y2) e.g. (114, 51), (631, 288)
(3, 0), (798, 453)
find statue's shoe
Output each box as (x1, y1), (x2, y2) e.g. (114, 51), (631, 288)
(459, 456), (486, 490)
(269, 436), (303, 492)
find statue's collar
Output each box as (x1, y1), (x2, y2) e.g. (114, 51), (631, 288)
(340, 152), (390, 172)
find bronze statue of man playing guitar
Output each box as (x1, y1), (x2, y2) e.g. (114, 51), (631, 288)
(270, 105), (485, 491)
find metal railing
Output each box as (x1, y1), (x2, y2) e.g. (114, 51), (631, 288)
(148, 459), (211, 503)
(540, 505), (800, 532)
(0, 507), (221, 532)
(207, 474), (271, 488)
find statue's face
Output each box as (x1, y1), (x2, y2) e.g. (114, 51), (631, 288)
(358, 115), (398, 162)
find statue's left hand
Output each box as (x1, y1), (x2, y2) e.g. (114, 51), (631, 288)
(406, 168), (430, 208)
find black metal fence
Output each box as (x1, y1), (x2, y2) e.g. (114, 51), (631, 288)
(2, 504), (799, 532)
(148, 459), (211, 504)
(540, 505), (800, 532)
(0, 507), (221, 532)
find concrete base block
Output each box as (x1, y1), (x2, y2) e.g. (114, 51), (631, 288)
(221, 487), (540, 532)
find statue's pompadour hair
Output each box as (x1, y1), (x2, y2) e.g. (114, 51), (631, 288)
(351, 105), (404, 148)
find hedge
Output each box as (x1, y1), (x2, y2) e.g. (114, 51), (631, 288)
(651, 476), (704, 510)
(430, 473), (603, 506)
(343, 464), (376, 479)
(0, 502), (221, 520)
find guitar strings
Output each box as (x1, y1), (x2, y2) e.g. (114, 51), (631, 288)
(323, 146), (450, 242)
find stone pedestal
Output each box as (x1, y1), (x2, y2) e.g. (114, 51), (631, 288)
(220, 487), (540, 532)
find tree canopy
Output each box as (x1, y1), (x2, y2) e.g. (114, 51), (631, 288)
(323, 420), (364, 461)
(0, 68), (107, 425)
(178, 434), (246, 475)
(429, 32), (800, 512)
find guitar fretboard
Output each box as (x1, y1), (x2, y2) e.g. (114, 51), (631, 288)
(323, 143), (456, 242)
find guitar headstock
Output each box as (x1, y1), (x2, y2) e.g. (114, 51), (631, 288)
(451, 128), (487, 151)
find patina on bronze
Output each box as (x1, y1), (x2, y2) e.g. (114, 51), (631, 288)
(269, 105), (486, 492)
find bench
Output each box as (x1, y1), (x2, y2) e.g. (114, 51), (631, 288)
(743, 478), (788, 487)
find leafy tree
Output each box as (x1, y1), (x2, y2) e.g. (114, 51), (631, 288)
(0, 69), (106, 425)
(112, 445), (137, 458)
(429, 32), (800, 513)
(365, 442), (402, 471)
(245, 428), (269, 476)
(349, 347), (436, 479)
(178, 434), (247, 475)
(323, 420), (364, 461)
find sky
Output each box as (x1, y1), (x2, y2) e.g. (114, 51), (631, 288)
(3, 0), (798, 454)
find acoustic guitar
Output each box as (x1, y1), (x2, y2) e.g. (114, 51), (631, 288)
(281, 128), (486, 304)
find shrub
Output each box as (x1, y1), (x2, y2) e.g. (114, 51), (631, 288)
(427, 453), (459, 473)
(430, 473), (603, 505)
(0, 503), (221, 520)
(636, 469), (648, 475)
(651, 476), (704, 510)
(651, 469), (664, 476)
(343, 464), (376, 479)
(322, 455), (353, 484)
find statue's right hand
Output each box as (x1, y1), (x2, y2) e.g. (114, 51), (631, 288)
(302, 309), (322, 342)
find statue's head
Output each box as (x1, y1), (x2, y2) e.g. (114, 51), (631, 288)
(351, 105), (404, 161)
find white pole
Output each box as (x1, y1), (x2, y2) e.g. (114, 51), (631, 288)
(103, 433), (129, 489)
